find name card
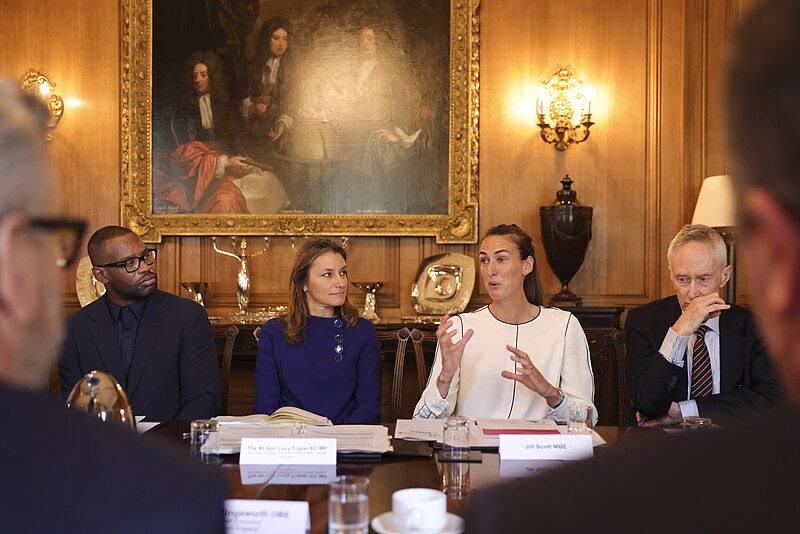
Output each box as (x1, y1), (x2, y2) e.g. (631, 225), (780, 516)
(239, 438), (337, 465)
(225, 499), (310, 534)
(239, 464), (337, 485)
(499, 434), (593, 461)
(498, 459), (567, 478)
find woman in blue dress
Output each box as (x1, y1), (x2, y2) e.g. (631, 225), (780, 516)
(255, 237), (381, 423)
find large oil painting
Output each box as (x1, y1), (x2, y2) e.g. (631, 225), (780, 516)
(121, 0), (479, 242)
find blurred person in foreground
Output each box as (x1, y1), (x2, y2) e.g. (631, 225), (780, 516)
(0, 78), (227, 532)
(465, 2), (800, 531)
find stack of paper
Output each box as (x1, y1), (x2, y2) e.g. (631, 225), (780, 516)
(395, 418), (607, 448)
(214, 407), (331, 426)
(395, 418), (559, 448)
(476, 418), (559, 436)
(205, 422), (390, 455)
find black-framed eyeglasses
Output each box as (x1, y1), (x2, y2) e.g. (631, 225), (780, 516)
(28, 217), (87, 268)
(96, 248), (157, 273)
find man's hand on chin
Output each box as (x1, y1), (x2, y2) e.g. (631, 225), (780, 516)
(637, 402), (683, 427)
(673, 293), (731, 336)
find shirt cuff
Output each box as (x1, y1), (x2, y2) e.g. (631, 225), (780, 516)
(679, 399), (699, 418)
(420, 379), (457, 418)
(659, 328), (689, 367)
(214, 155), (229, 179)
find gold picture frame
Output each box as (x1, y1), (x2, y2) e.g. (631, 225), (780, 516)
(120, 0), (480, 243)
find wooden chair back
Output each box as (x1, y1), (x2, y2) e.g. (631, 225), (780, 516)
(212, 324), (239, 415)
(609, 328), (632, 425)
(375, 327), (435, 422)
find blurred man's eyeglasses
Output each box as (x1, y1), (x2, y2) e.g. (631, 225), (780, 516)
(28, 217), (87, 268)
(96, 248), (157, 273)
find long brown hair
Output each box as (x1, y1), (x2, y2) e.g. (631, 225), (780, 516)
(282, 238), (360, 344)
(482, 224), (544, 305)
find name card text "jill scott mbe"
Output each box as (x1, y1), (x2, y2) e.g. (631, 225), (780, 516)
(499, 434), (593, 461)
(239, 438), (337, 465)
(225, 499), (310, 534)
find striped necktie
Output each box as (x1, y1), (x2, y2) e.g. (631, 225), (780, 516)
(690, 325), (713, 398)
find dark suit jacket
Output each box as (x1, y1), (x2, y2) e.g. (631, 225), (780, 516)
(626, 295), (781, 424)
(1, 383), (227, 533)
(59, 290), (220, 421)
(464, 407), (800, 533)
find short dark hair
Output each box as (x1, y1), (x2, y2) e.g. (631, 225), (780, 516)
(87, 225), (136, 265)
(482, 224), (544, 306)
(727, 0), (800, 224)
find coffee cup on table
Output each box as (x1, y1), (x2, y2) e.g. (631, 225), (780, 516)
(392, 488), (447, 532)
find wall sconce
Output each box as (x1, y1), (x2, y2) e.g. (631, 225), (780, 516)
(536, 68), (594, 151)
(19, 69), (64, 141)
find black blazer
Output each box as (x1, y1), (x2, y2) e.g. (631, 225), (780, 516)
(59, 290), (220, 421)
(1, 383), (227, 533)
(625, 295), (781, 424)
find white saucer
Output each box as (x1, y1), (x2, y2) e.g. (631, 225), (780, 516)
(371, 512), (464, 534)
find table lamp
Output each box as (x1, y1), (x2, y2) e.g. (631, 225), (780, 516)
(691, 174), (736, 303)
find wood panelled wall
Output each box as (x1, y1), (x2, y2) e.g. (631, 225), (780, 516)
(0, 0), (760, 320)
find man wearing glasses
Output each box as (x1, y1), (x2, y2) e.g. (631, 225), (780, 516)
(59, 225), (220, 421)
(0, 79), (227, 530)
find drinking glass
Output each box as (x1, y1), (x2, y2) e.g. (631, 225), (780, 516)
(441, 416), (470, 460)
(441, 460), (470, 499)
(190, 419), (220, 464)
(567, 400), (594, 434)
(328, 475), (369, 534)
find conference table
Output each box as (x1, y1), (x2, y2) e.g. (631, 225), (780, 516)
(149, 424), (664, 533)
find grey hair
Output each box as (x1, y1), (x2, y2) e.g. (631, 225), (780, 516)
(667, 224), (728, 269)
(0, 77), (52, 217)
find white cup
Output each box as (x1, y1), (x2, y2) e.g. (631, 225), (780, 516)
(392, 488), (447, 533)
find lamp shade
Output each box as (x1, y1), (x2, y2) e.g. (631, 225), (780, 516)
(691, 175), (736, 230)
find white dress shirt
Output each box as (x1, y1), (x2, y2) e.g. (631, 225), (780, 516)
(658, 316), (721, 417)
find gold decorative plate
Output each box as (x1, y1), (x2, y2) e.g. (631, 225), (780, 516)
(411, 253), (475, 315)
(75, 256), (106, 307)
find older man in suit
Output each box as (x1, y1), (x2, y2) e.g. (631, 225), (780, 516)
(626, 224), (781, 426)
(60, 225), (220, 421)
(0, 77), (227, 532)
(464, 2), (800, 531)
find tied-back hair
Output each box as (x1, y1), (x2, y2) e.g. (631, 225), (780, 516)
(483, 224), (544, 306)
(282, 237), (359, 344)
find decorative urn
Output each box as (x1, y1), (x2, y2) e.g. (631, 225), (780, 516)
(539, 174), (593, 306)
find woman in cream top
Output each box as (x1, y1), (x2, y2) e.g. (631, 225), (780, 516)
(414, 224), (596, 423)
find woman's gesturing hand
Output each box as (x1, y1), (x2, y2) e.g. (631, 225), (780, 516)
(435, 314), (474, 394)
(501, 345), (562, 406)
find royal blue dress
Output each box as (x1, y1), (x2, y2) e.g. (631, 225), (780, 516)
(255, 315), (381, 424)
